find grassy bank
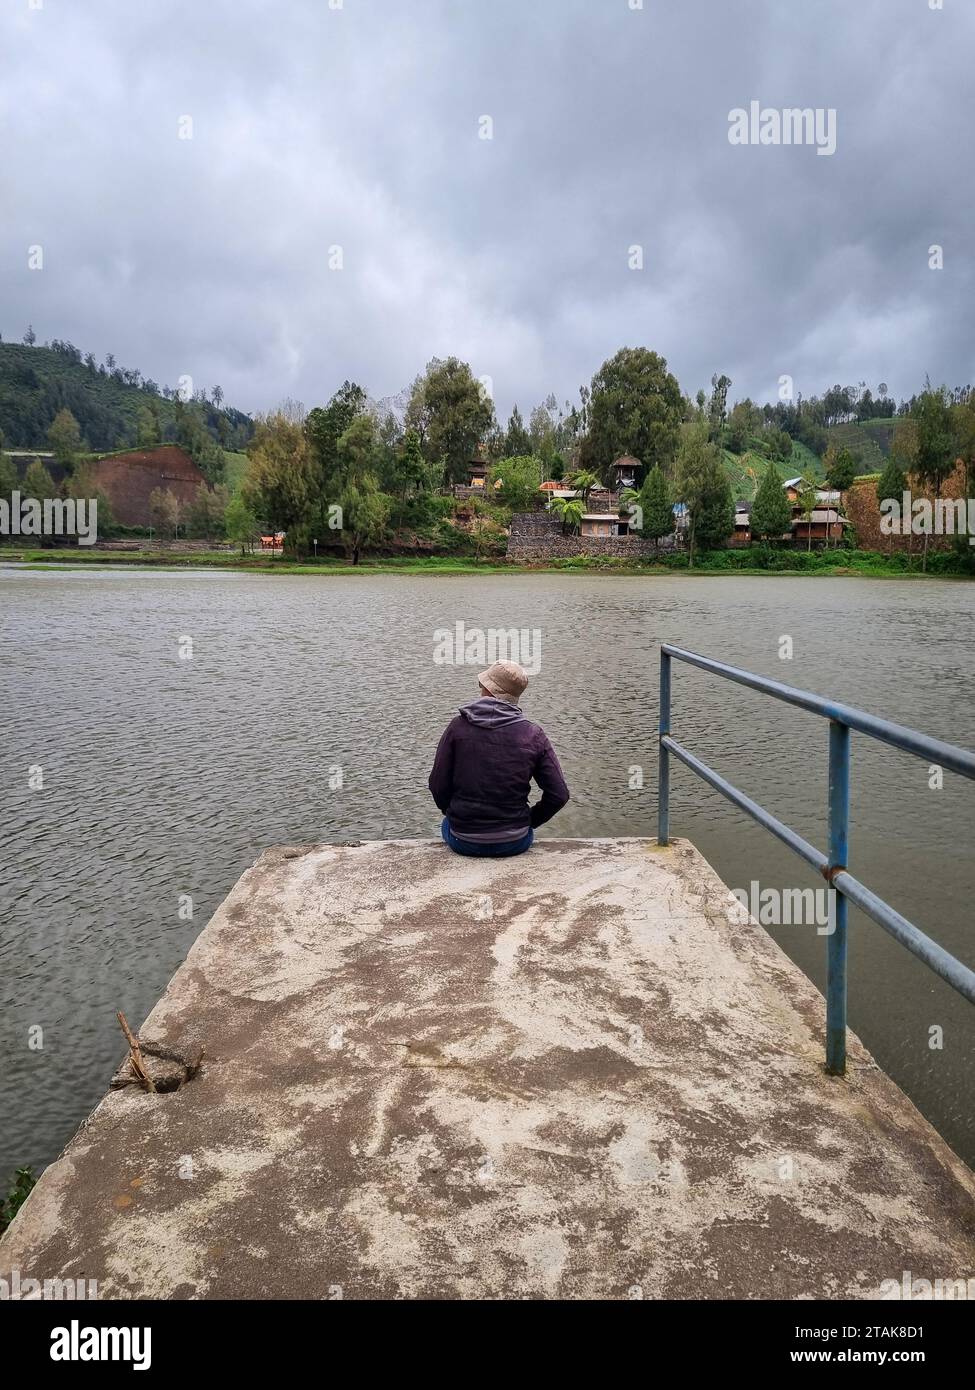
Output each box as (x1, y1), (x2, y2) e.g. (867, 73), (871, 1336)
(0, 548), (514, 575)
(547, 545), (975, 579)
(3, 544), (973, 579)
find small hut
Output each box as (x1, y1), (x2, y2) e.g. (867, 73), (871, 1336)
(610, 455), (641, 490)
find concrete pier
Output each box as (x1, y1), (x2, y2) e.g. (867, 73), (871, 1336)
(3, 838), (974, 1299)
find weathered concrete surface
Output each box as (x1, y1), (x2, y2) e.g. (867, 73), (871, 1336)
(3, 838), (974, 1300)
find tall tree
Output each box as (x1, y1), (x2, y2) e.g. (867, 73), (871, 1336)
(224, 492), (259, 554)
(488, 455), (540, 512)
(333, 413), (393, 565)
(404, 357), (495, 485)
(136, 403), (160, 448)
(242, 412), (314, 552)
(393, 429), (430, 498)
(66, 467), (115, 536)
(148, 486), (180, 541)
(876, 453), (908, 556)
(47, 408), (83, 470)
(675, 422), (734, 567)
(825, 447), (858, 549)
(583, 347), (683, 483)
(751, 461), (792, 542)
(186, 485), (229, 542)
(726, 398), (760, 453)
(338, 482), (390, 566)
(890, 422), (919, 560)
(951, 392), (975, 505)
(708, 374), (732, 441)
(911, 386), (957, 570)
(23, 458), (57, 501)
(528, 399), (558, 469)
(636, 465), (674, 552)
(305, 381), (367, 530)
(504, 406), (532, 459)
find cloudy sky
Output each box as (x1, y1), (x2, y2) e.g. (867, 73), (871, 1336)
(2, 0), (972, 422)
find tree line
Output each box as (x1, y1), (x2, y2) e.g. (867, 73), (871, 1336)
(5, 336), (974, 567)
(150, 350), (975, 567)
(231, 349), (787, 565)
(0, 335), (253, 457)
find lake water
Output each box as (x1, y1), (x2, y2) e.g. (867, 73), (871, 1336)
(1, 567), (973, 1175)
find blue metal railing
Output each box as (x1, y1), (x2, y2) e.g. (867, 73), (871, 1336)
(657, 644), (975, 1075)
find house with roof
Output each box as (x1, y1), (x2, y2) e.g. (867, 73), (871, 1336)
(539, 479), (580, 501)
(732, 499), (752, 545)
(579, 513), (632, 538)
(732, 481), (849, 545)
(784, 477), (849, 542)
(792, 506), (847, 545)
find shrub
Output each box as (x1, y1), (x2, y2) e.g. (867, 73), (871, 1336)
(0, 1167), (35, 1234)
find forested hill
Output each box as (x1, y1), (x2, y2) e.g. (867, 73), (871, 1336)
(0, 340), (253, 454)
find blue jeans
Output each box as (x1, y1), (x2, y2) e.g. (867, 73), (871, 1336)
(441, 817), (533, 857)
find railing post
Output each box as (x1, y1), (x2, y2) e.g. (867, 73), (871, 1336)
(826, 720), (850, 1075)
(658, 649), (671, 846)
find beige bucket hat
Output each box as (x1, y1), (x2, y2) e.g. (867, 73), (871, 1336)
(478, 659), (529, 704)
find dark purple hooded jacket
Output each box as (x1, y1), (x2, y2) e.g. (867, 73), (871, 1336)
(428, 698), (570, 841)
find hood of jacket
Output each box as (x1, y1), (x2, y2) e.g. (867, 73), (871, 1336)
(458, 696), (526, 729)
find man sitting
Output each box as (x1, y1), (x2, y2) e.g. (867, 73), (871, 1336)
(428, 660), (570, 857)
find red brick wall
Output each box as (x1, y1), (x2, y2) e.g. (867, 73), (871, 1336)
(87, 447), (206, 527)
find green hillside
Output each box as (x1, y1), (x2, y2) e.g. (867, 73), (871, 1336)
(721, 422), (904, 499)
(0, 340), (253, 454)
(722, 439), (824, 501)
(826, 418), (906, 472)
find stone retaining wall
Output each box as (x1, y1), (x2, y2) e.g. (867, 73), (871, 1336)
(507, 511), (675, 560)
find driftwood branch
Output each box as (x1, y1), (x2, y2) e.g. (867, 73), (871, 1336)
(116, 1010), (157, 1094)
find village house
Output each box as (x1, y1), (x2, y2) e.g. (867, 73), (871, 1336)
(579, 513), (632, 538)
(539, 479), (580, 501)
(786, 476), (848, 543)
(733, 477), (849, 545)
(732, 499), (752, 545)
(792, 507), (847, 544)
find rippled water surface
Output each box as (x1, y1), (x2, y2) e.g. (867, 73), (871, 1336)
(1, 567), (973, 1173)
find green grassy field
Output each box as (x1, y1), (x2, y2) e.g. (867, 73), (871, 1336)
(222, 451), (250, 492)
(1, 548), (514, 575)
(722, 439), (824, 501)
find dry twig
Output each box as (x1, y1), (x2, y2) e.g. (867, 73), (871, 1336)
(116, 1010), (157, 1094)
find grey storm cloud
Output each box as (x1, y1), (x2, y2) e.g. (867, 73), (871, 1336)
(2, 0), (972, 421)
